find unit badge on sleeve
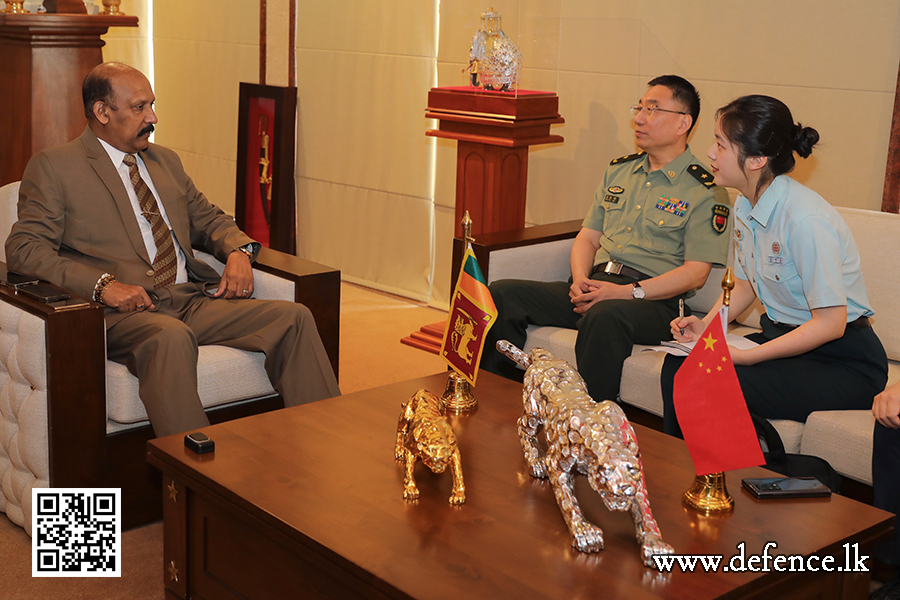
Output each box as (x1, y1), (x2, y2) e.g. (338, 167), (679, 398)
(712, 205), (730, 234)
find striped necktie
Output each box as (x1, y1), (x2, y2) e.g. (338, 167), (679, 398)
(123, 154), (177, 288)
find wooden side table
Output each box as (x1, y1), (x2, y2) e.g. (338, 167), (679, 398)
(402, 88), (565, 355)
(426, 86), (564, 237)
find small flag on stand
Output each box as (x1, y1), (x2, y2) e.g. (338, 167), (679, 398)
(440, 243), (497, 386)
(673, 306), (764, 475)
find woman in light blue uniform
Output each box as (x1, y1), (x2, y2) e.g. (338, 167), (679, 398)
(661, 95), (888, 435)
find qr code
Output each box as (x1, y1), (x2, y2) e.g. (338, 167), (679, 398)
(32, 488), (121, 577)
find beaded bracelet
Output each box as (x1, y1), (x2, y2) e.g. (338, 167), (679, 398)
(92, 273), (116, 303)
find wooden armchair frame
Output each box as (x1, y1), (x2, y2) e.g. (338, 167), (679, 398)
(451, 219), (581, 284)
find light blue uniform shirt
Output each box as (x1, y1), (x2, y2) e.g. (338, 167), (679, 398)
(732, 175), (873, 326)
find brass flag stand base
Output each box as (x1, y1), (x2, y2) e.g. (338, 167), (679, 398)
(683, 269), (738, 515)
(682, 472), (734, 514)
(440, 371), (477, 414)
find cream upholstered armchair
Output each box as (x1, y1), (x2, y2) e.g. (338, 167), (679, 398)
(0, 181), (340, 535)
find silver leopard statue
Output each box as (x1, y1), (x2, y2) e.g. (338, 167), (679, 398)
(497, 341), (674, 567)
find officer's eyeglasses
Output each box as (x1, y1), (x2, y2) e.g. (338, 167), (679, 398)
(630, 105), (688, 118)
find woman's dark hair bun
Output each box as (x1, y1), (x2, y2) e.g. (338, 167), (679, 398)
(794, 125), (819, 159)
(716, 95), (817, 187)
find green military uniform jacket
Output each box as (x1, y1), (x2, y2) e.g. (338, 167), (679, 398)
(583, 147), (731, 279)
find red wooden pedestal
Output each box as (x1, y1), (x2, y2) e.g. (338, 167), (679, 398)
(402, 88), (565, 355)
(0, 13), (138, 186)
(426, 86), (564, 237)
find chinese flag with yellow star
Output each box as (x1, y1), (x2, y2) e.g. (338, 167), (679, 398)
(673, 306), (764, 475)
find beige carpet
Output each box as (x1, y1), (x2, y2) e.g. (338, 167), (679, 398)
(338, 282), (447, 394)
(0, 282), (447, 598)
(0, 516), (162, 600)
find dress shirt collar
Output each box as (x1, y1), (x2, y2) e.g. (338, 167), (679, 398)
(746, 175), (789, 228)
(97, 137), (137, 170)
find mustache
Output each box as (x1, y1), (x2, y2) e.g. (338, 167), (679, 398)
(139, 124), (155, 137)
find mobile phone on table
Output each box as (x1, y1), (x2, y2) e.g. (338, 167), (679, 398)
(184, 432), (215, 454)
(741, 477), (831, 499)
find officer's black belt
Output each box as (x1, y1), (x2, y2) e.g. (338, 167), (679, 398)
(592, 260), (650, 281)
(773, 316), (872, 331)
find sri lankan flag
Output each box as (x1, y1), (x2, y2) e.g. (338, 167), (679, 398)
(440, 244), (498, 385)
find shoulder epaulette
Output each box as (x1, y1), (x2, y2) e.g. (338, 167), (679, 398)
(610, 151), (645, 166)
(688, 164), (716, 189)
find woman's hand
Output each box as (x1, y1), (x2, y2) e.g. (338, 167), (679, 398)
(670, 315), (704, 342)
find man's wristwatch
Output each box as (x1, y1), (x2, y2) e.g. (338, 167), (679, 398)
(631, 281), (645, 299)
(234, 244), (255, 262)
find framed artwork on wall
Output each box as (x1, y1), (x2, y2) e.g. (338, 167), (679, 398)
(235, 82), (298, 254)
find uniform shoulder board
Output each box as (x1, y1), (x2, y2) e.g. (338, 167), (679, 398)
(688, 164), (716, 188)
(610, 151), (645, 166)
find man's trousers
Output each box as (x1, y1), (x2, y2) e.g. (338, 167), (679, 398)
(481, 273), (681, 402)
(106, 283), (340, 437)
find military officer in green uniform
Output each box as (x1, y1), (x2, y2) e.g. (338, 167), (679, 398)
(481, 75), (732, 402)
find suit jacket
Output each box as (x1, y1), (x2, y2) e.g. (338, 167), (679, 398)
(6, 127), (256, 326)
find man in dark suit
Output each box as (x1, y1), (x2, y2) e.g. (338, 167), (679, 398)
(6, 62), (340, 437)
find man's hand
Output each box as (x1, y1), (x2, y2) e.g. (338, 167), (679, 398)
(213, 250), (255, 299)
(568, 276), (598, 301)
(873, 383), (900, 429)
(570, 280), (632, 314)
(101, 281), (155, 312)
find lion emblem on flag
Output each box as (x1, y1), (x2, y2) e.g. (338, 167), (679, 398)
(449, 312), (478, 364)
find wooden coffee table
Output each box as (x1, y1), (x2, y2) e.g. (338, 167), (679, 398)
(147, 372), (893, 600)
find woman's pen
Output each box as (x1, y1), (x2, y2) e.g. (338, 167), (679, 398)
(678, 298), (685, 335)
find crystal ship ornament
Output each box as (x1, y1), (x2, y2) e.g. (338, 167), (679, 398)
(497, 341), (674, 567)
(395, 390), (466, 505)
(467, 7), (522, 91)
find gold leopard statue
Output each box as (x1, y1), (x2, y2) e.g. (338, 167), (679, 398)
(395, 389), (466, 505)
(497, 341), (674, 567)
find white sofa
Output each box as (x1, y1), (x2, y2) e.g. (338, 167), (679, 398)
(469, 207), (900, 487)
